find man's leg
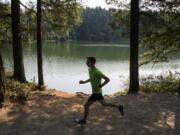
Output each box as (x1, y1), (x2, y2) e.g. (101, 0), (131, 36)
(77, 101), (94, 124)
(82, 101), (94, 121)
(99, 99), (124, 116)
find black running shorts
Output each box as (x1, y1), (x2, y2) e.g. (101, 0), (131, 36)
(88, 93), (104, 102)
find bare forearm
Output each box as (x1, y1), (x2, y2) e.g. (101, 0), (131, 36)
(100, 79), (110, 88)
(79, 79), (90, 84)
(84, 79), (90, 83)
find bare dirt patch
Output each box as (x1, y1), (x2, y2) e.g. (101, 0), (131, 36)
(0, 90), (180, 135)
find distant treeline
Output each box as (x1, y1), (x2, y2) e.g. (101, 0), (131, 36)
(69, 7), (127, 42)
(0, 3), (128, 43)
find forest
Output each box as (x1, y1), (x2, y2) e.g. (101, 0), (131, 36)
(0, 3), (126, 42)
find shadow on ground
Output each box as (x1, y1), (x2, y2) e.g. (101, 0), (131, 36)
(0, 91), (179, 135)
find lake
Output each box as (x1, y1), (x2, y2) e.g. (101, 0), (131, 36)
(1, 41), (180, 95)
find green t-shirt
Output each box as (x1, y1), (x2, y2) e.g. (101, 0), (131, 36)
(88, 67), (106, 94)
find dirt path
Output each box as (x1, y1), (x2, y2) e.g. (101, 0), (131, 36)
(0, 90), (180, 135)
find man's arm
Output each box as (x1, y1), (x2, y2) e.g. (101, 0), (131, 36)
(79, 79), (91, 84)
(99, 76), (110, 88)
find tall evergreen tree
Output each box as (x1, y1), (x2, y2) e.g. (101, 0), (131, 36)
(11, 0), (26, 82)
(0, 50), (6, 108)
(37, 0), (44, 88)
(128, 0), (139, 94)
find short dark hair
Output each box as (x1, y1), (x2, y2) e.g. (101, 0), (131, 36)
(87, 57), (96, 64)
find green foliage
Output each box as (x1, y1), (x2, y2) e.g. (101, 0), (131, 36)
(107, 0), (180, 65)
(139, 0), (180, 65)
(108, 9), (129, 39)
(106, 0), (130, 9)
(0, 0), (83, 45)
(42, 0), (82, 40)
(6, 79), (37, 104)
(71, 7), (123, 41)
(140, 10), (180, 65)
(0, 1), (11, 44)
(0, 1), (129, 42)
(140, 71), (180, 93)
(114, 71), (180, 96)
(113, 88), (128, 96)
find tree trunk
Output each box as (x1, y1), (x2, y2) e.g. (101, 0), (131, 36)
(11, 0), (26, 82)
(0, 50), (6, 108)
(37, 0), (44, 87)
(128, 0), (139, 94)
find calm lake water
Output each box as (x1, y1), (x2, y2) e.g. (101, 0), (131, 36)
(2, 41), (180, 95)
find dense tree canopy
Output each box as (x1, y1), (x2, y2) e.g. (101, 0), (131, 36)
(106, 0), (180, 65)
(42, 0), (82, 40)
(0, 1), (11, 44)
(0, 0), (83, 43)
(140, 0), (180, 65)
(0, 1), (129, 43)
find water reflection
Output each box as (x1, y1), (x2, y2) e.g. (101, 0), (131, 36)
(1, 42), (180, 95)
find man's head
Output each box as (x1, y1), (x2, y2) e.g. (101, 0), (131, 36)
(87, 57), (96, 67)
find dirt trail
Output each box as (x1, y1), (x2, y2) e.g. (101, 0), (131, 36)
(0, 90), (180, 135)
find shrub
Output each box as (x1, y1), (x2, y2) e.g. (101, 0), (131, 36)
(113, 88), (128, 96)
(140, 71), (180, 93)
(114, 71), (180, 96)
(6, 79), (37, 104)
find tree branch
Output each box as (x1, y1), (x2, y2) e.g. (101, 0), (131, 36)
(19, 0), (36, 14)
